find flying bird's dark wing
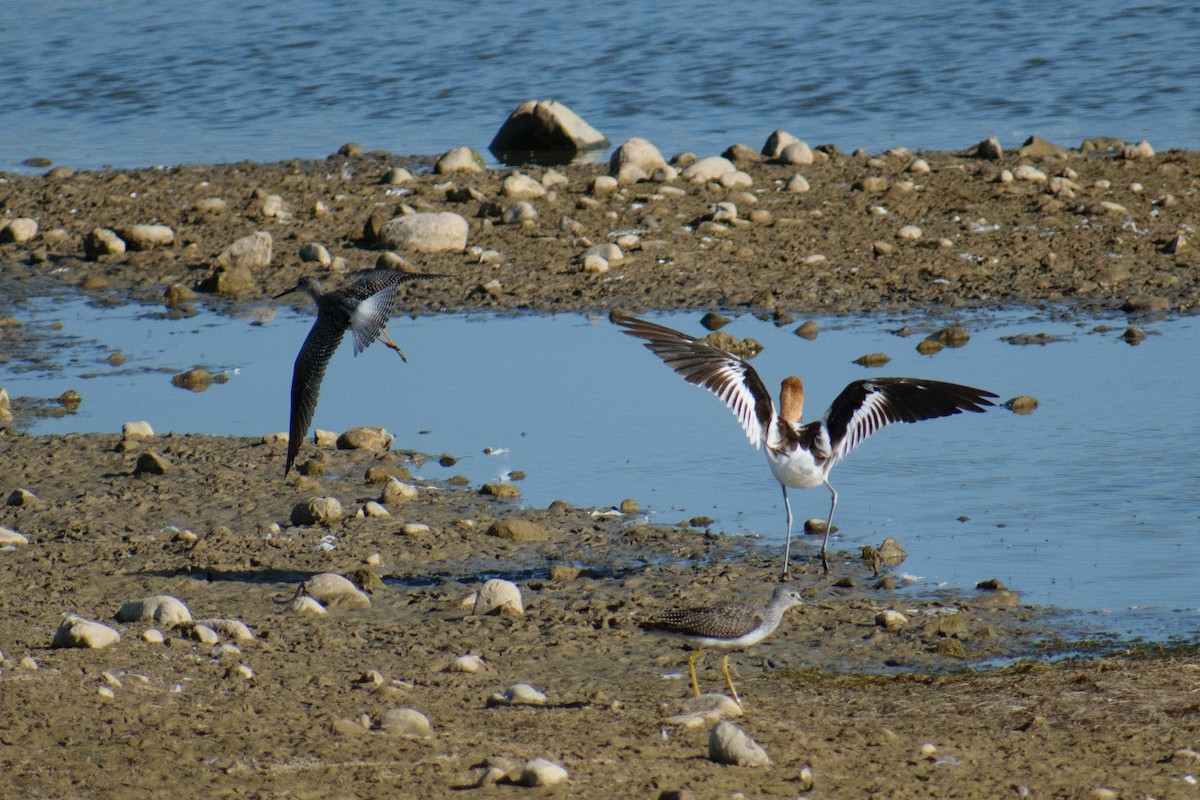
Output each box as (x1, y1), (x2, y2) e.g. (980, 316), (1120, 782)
(342, 270), (451, 356)
(285, 314), (346, 474)
(613, 311), (775, 448)
(823, 378), (997, 462)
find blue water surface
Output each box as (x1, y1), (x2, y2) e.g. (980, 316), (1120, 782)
(1, 1), (1197, 170)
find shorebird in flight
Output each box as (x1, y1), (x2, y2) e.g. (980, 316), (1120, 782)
(614, 312), (996, 576)
(276, 269), (443, 475)
(641, 583), (804, 707)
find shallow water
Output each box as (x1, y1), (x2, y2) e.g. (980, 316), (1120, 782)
(2, 295), (1197, 641)
(2, 1), (1198, 171)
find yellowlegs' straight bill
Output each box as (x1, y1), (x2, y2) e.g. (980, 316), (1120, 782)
(276, 269), (444, 475)
(613, 312), (997, 577)
(641, 584), (804, 707)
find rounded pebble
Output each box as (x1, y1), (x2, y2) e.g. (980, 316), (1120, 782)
(520, 758), (568, 787)
(381, 707), (433, 738)
(473, 579), (524, 616)
(304, 573), (371, 609)
(116, 595), (193, 627)
(709, 721), (771, 767)
(291, 496), (343, 526)
(489, 683), (546, 706)
(52, 615), (121, 649)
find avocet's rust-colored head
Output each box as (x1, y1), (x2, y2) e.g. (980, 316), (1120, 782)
(779, 376), (805, 423)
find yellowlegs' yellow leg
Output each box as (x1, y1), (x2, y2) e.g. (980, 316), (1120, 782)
(377, 328), (408, 362)
(686, 649), (706, 697)
(719, 654), (743, 708)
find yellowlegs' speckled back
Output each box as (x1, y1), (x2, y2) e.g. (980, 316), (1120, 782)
(642, 583), (804, 707)
(613, 312), (996, 577)
(276, 269), (443, 475)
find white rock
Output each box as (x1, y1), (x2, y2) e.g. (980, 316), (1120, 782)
(304, 573), (370, 609)
(189, 624), (219, 645)
(195, 197), (228, 213)
(401, 522), (430, 536)
(581, 255), (609, 274)
(711, 202), (738, 223)
(291, 496), (344, 526)
(85, 227), (125, 258)
(197, 618), (254, 642)
(501, 172), (546, 199)
(778, 141), (814, 165)
(1012, 165), (1047, 183)
(0, 527), (29, 547)
(897, 225), (923, 240)
(681, 156), (737, 184)
(261, 194), (288, 218)
(709, 721), (771, 766)
(447, 654), (487, 673)
(501, 201), (537, 224)
(338, 425), (393, 451)
(381, 477), (419, 505)
(435, 146), (486, 174)
(379, 212), (469, 253)
(380, 707), (433, 737)
(1, 217), (39, 244)
(584, 243), (623, 263)
(314, 428), (338, 448)
(908, 158), (931, 173)
(785, 174), (811, 193)
(362, 501), (390, 518)
(290, 595), (328, 616)
(489, 683), (546, 706)
(216, 231), (273, 269)
(383, 167), (413, 185)
(591, 175), (618, 196)
(611, 162), (644, 185)
(875, 609), (908, 631)
(473, 579), (524, 615)
(122, 420), (154, 440)
(142, 629), (165, 644)
(762, 129), (802, 159)
(520, 758), (568, 787)
(299, 242), (331, 265)
(119, 223), (174, 251)
(541, 169), (568, 189)
(490, 99), (608, 157)
(1122, 139), (1154, 159)
(609, 137), (668, 175)
(719, 170), (753, 188)
(52, 615), (121, 650)
(116, 595), (193, 627)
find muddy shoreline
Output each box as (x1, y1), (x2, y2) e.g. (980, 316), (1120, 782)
(2, 144), (1199, 796)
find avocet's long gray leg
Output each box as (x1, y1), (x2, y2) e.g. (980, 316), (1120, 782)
(821, 479), (839, 575)
(781, 485), (793, 580)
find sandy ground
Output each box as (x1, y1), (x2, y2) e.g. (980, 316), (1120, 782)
(1, 141), (1199, 798)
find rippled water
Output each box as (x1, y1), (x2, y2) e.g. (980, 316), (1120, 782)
(1, 1), (1197, 171)
(3, 296), (1198, 641)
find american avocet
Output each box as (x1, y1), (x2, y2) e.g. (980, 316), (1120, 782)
(613, 312), (996, 576)
(276, 269), (443, 475)
(641, 583), (804, 706)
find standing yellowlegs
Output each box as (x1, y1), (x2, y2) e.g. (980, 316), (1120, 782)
(276, 269), (442, 475)
(642, 583), (804, 707)
(613, 312), (996, 576)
